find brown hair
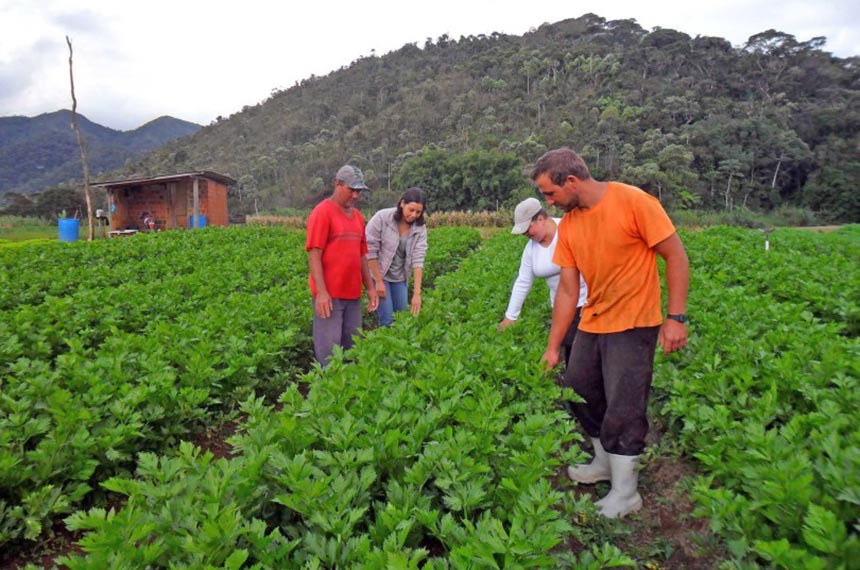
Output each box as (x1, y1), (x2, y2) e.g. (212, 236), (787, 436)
(394, 187), (427, 226)
(530, 147), (591, 185)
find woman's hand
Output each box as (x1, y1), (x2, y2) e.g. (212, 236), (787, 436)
(376, 281), (387, 298)
(411, 293), (422, 315)
(498, 317), (515, 330)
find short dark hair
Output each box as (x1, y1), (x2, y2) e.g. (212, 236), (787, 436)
(530, 147), (591, 185)
(394, 187), (427, 226)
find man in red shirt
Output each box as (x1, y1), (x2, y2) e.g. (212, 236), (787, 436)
(306, 165), (379, 367)
(532, 147), (689, 519)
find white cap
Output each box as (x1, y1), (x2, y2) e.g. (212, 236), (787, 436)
(511, 197), (542, 234)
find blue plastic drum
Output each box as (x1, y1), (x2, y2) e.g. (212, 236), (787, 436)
(188, 214), (207, 229)
(58, 218), (79, 242)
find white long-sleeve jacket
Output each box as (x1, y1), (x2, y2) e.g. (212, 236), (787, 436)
(504, 219), (588, 321)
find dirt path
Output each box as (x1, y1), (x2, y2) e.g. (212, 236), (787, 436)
(786, 225), (843, 232)
(560, 419), (727, 568)
(615, 455), (724, 568)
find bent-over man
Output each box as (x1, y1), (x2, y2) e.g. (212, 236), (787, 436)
(533, 147), (689, 519)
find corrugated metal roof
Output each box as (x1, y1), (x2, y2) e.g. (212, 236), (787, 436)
(93, 171), (237, 188)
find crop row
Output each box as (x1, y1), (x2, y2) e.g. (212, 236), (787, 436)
(652, 227), (859, 568)
(684, 225), (858, 336)
(0, 225), (482, 551)
(419, 227), (483, 289)
(59, 232), (635, 568)
(0, 228), (315, 547)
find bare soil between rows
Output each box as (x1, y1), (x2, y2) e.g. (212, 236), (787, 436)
(571, 454), (726, 568)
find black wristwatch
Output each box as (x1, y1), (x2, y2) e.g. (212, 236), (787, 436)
(667, 313), (687, 323)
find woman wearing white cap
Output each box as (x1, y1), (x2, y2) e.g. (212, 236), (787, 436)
(500, 197), (588, 365)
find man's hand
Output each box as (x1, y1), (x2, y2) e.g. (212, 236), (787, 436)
(411, 293), (421, 315)
(315, 291), (333, 318)
(659, 319), (687, 354)
(376, 281), (387, 298)
(366, 288), (379, 312)
(498, 317), (515, 330)
(541, 347), (560, 370)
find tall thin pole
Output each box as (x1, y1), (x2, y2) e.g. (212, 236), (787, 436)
(66, 36), (94, 241)
(192, 177), (200, 228)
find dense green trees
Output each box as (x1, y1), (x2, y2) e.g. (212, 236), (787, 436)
(117, 14), (858, 221)
(393, 148), (525, 211)
(0, 187), (89, 220)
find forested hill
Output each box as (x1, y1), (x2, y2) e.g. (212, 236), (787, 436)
(119, 14), (859, 220)
(0, 111), (200, 196)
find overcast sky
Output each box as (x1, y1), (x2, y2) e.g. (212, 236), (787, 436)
(1, 0), (857, 131)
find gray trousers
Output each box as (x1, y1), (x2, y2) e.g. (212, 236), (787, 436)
(312, 298), (362, 367)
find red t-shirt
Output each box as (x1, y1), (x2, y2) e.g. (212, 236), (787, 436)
(305, 199), (368, 299)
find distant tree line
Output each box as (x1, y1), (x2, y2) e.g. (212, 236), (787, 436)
(0, 188), (89, 220)
(106, 14), (859, 221)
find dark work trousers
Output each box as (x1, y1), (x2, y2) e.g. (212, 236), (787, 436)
(312, 298), (362, 367)
(560, 306), (583, 368)
(563, 326), (660, 456)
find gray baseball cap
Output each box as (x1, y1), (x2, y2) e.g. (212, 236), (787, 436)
(511, 197), (543, 234)
(335, 164), (369, 190)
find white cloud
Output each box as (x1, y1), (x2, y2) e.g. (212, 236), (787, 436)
(1, 0), (857, 130)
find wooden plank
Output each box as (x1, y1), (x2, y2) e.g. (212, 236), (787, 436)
(168, 182), (178, 228)
(208, 182), (229, 226)
(192, 177), (200, 228)
(175, 182), (188, 219)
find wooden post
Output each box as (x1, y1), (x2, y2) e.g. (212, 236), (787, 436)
(192, 177), (200, 228)
(107, 189), (114, 231)
(66, 36), (95, 241)
(168, 182), (178, 229)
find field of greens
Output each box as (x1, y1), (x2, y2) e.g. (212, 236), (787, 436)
(0, 224), (857, 568)
(0, 226), (481, 556)
(654, 226), (859, 568)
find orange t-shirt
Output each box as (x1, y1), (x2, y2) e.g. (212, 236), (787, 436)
(553, 182), (676, 334)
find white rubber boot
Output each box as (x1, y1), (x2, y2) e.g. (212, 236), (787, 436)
(566, 438), (611, 484)
(596, 453), (643, 519)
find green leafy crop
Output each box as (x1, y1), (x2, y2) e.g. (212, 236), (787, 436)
(59, 232), (596, 567)
(652, 226), (860, 568)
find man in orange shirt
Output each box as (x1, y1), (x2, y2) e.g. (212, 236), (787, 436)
(532, 147), (689, 519)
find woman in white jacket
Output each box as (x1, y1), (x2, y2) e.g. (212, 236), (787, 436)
(365, 187), (428, 327)
(500, 197), (588, 365)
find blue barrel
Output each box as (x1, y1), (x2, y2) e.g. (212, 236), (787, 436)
(188, 214), (207, 229)
(58, 218), (79, 242)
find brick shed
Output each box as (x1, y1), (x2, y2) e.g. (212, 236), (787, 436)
(93, 171), (235, 232)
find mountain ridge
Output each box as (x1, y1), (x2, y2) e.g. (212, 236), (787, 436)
(4, 14), (859, 220)
(113, 14), (858, 220)
(0, 110), (201, 196)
